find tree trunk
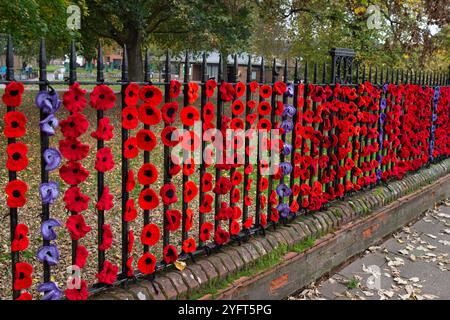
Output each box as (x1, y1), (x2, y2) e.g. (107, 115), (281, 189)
(126, 35), (144, 82)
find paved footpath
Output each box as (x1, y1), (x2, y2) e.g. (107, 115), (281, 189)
(289, 199), (450, 300)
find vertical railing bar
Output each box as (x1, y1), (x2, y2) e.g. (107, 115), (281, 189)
(181, 51), (190, 243)
(254, 57), (264, 224)
(214, 54), (224, 231)
(362, 64), (366, 83)
(142, 50), (151, 253)
(289, 58), (299, 209)
(242, 54), (252, 224)
(162, 50), (171, 247)
(278, 59), (289, 210)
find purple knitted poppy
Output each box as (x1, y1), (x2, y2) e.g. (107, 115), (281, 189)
(282, 143), (292, 156)
(379, 113), (386, 124)
(40, 114), (59, 135)
(276, 203), (291, 218)
(382, 83), (388, 93)
(37, 245), (60, 266)
(282, 104), (296, 118)
(41, 218), (61, 241)
(276, 183), (292, 197)
(279, 162), (292, 176)
(44, 148), (62, 171)
(38, 281), (63, 300)
(40, 182), (59, 204)
(285, 83), (294, 97)
(376, 168), (382, 180)
(280, 119), (294, 133)
(380, 98), (387, 110)
(35, 89), (61, 114)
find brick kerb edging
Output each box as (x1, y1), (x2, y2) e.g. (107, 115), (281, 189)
(90, 159), (450, 300)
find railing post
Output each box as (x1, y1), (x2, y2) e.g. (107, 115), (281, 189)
(329, 48), (355, 84)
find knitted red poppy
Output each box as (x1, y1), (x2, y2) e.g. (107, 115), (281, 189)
(187, 82), (199, 103)
(249, 81), (259, 93)
(231, 100), (244, 116)
(230, 118), (244, 130)
(3, 81), (25, 107)
(59, 161), (89, 185)
(161, 101), (179, 124)
(95, 147), (115, 172)
(257, 118), (272, 130)
(91, 117), (114, 141)
(128, 230), (134, 254)
(59, 138), (90, 161)
(182, 158), (196, 176)
(185, 208), (194, 231)
(274, 81), (286, 95)
(201, 173), (213, 192)
(214, 225), (230, 245)
(138, 163), (158, 185)
(184, 181), (198, 203)
(230, 219), (240, 235)
(169, 160), (181, 177)
(65, 214), (91, 240)
(6, 142), (28, 172)
(139, 85), (162, 106)
(160, 183), (178, 205)
(124, 137), (139, 159)
(64, 186), (90, 213)
(124, 199), (137, 221)
(65, 279), (89, 300)
(138, 187), (160, 210)
(169, 80), (182, 99)
(138, 252), (157, 274)
(4, 111), (26, 138)
(96, 260), (118, 285)
(213, 177), (232, 194)
(124, 83), (140, 106)
(258, 101), (271, 116)
(205, 79), (217, 98)
(122, 106), (139, 130)
(75, 245), (89, 268)
(180, 106), (200, 126)
(141, 223), (160, 246)
(163, 244), (178, 264)
(246, 113), (257, 124)
(126, 169), (136, 192)
(199, 194), (213, 214)
(260, 213), (268, 227)
(161, 126), (180, 147)
(11, 224), (29, 252)
(126, 257), (134, 277)
(60, 113), (89, 139)
(235, 82), (246, 98)
(231, 171), (243, 186)
(89, 84), (116, 110)
(203, 102), (215, 123)
(243, 217), (253, 229)
(165, 209), (181, 231)
(16, 292), (32, 300)
(5, 180), (28, 208)
(138, 103), (161, 125)
(99, 224), (113, 251)
(63, 83), (87, 113)
(199, 222), (214, 242)
(182, 131), (200, 152)
(136, 129), (157, 151)
(259, 84), (272, 99)
(182, 238), (196, 254)
(231, 188), (240, 203)
(13, 262), (33, 290)
(96, 186), (114, 211)
(220, 82), (235, 101)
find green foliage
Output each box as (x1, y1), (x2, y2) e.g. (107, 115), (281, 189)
(346, 277), (360, 289)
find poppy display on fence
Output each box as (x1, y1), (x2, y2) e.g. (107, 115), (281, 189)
(0, 38), (449, 300)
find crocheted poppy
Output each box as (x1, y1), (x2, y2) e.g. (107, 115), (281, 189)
(138, 252), (157, 274)
(258, 101), (271, 116)
(199, 222), (214, 242)
(11, 224), (29, 252)
(16, 292), (32, 300)
(59, 138), (89, 161)
(201, 173), (213, 192)
(138, 163), (158, 185)
(60, 113), (89, 139)
(138, 187), (160, 210)
(39, 182), (59, 205)
(136, 129), (157, 151)
(182, 158), (195, 176)
(231, 188), (241, 203)
(37, 281), (63, 300)
(65, 279), (89, 300)
(63, 83), (87, 113)
(230, 118), (244, 130)
(74, 245), (89, 268)
(213, 177), (232, 194)
(63, 187), (89, 213)
(259, 85), (272, 99)
(161, 126), (180, 147)
(96, 186), (114, 211)
(243, 217), (253, 229)
(124, 199), (137, 222)
(203, 102), (215, 123)
(199, 194), (213, 214)
(274, 81), (287, 95)
(231, 100), (245, 116)
(138, 103), (161, 125)
(165, 209), (181, 231)
(185, 208), (194, 231)
(141, 223), (160, 246)
(36, 244), (60, 266)
(182, 131), (200, 152)
(3, 81), (25, 107)
(231, 171), (243, 186)
(123, 137), (139, 159)
(189, 83), (201, 104)
(59, 161), (89, 185)
(205, 79), (217, 98)
(40, 114), (59, 135)
(122, 106), (139, 130)
(95, 147), (115, 172)
(14, 262), (33, 290)
(124, 83), (140, 106)
(257, 118), (272, 130)
(6, 142), (28, 172)
(182, 238), (196, 254)
(96, 260), (118, 285)
(65, 214), (91, 240)
(230, 219), (240, 235)
(4, 111), (26, 138)
(161, 102), (179, 124)
(220, 82), (235, 101)
(160, 183), (178, 205)
(89, 84), (116, 110)
(126, 169), (136, 192)
(43, 148), (62, 172)
(180, 106), (200, 126)
(249, 81), (259, 93)
(163, 244), (178, 264)
(235, 82), (246, 98)
(99, 224), (113, 251)
(184, 181), (198, 203)
(35, 89), (61, 114)
(139, 85), (162, 106)
(169, 80), (182, 98)
(5, 180), (28, 208)
(91, 117), (114, 141)
(214, 225), (230, 245)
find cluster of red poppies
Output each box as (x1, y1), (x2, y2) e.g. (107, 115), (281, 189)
(2, 82), (33, 300)
(60, 82), (91, 300)
(433, 86), (450, 159)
